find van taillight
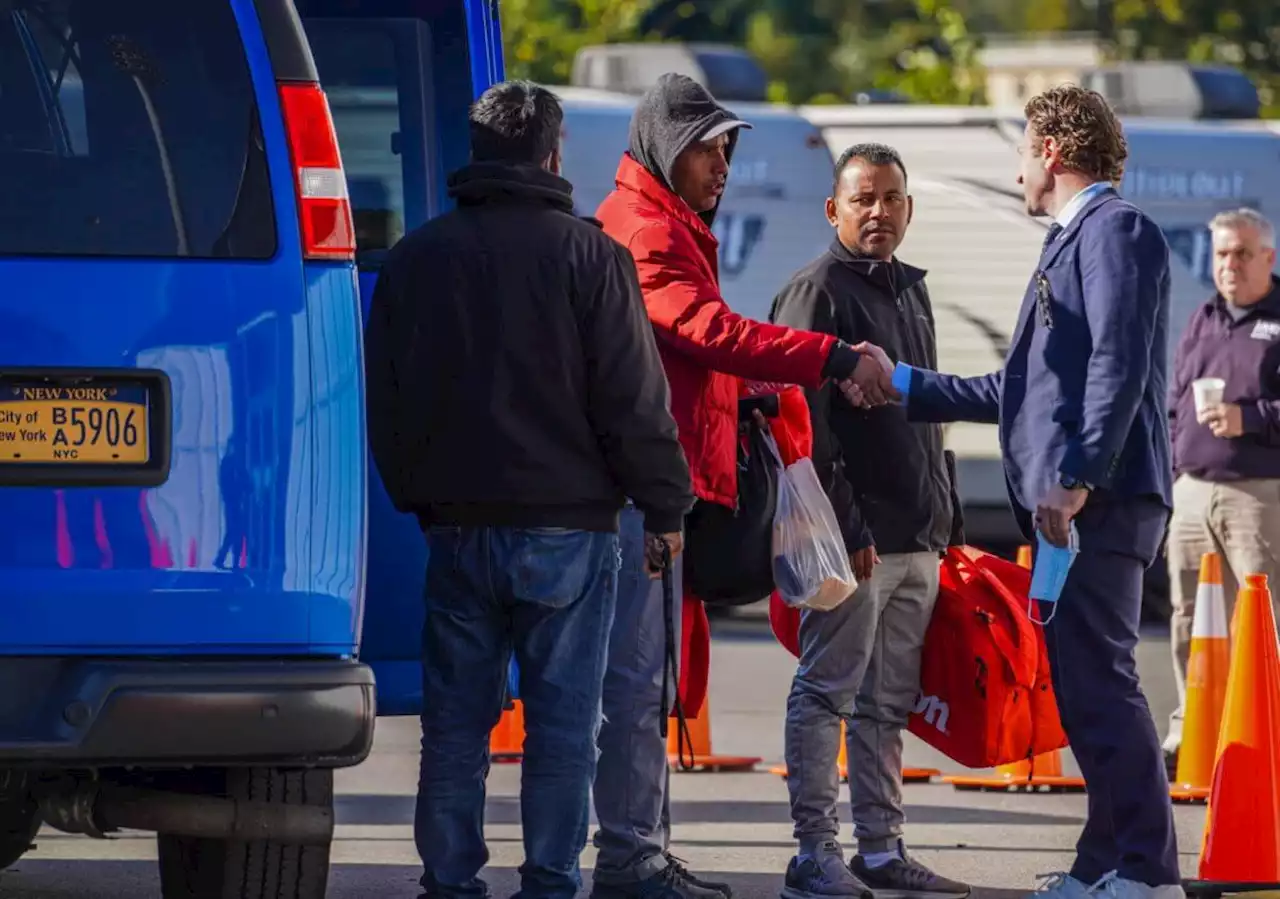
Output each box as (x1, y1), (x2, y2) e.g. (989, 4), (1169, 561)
(278, 82), (356, 261)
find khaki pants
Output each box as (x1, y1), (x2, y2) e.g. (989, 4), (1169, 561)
(1165, 474), (1280, 751)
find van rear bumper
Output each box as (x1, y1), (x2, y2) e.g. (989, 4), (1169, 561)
(0, 658), (375, 768)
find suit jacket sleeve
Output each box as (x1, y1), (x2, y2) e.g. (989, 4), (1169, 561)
(581, 240), (696, 535)
(1059, 210), (1169, 488)
(627, 223), (856, 387)
(905, 368), (1002, 425)
(769, 277), (873, 551)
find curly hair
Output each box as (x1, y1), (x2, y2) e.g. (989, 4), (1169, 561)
(1024, 85), (1128, 184)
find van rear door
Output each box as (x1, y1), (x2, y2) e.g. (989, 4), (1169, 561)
(0, 0), (321, 650)
(296, 1), (504, 714)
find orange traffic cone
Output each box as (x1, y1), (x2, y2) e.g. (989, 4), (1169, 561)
(489, 699), (525, 763)
(943, 544), (1086, 793)
(1195, 573), (1280, 886)
(768, 721), (939, 783)
(667, 699), (760, 773)
(1171, 552), (1231, 803)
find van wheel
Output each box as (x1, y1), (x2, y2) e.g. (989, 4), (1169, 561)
(156, 768), (333, 899)
(0, 795), (40, 870)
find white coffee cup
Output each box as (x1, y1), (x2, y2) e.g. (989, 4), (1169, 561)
(1193, 377), (1226, 420)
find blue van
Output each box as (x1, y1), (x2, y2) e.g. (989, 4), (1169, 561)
(0, 0), (500, 894)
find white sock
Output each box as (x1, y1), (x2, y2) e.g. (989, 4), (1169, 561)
(861, 849), (901, 869)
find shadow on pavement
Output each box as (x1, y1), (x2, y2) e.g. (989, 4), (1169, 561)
(336, 794), (1082, 828)
(0, 859), (1040, 899)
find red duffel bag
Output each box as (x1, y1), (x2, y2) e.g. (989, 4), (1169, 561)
(769, 544), (1068, 769)
(906, 546), (1068, 768)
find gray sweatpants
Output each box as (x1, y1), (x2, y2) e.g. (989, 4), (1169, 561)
(1165, 474), (1280, 751)
(591, 505), (681, 884)
(784, 551), (939, 856)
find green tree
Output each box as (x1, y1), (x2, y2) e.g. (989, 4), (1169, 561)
(498, 0), (987, 106)
(872, 0), (986, 104)
(970, 0), (1280, 116)
(1107, 0), (1280, 115)
(500, 0), (656, 85)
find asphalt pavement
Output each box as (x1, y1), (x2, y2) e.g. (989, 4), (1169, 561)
(0, 612), (1206, 898)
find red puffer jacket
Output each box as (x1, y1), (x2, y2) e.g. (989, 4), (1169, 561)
(596, 154), (841, 716)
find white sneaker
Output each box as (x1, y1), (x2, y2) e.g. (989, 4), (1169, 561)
(1088, 872), (1186, 899)
(1028, 872), (1094, 899)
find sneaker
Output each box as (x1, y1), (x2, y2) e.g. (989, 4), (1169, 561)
(667, 854), (732, 897)
(1088, 871), (1186, 899)
(850, 841), (969, 899)
(590, 856), (729, 899)
(781, 840), (874, 899)
(1026, 872), (1094, 899)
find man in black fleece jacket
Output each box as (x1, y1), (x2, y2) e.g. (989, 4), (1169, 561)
(364, 80), (694, 899)
(770, 143), (968, 899)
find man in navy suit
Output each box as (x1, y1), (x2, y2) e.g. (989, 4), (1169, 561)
(863, 85), (1183, 899)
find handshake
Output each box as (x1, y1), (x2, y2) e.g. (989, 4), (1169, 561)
(836, 342), (900, 409)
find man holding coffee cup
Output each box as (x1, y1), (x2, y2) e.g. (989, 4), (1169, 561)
(1163, 206), (1280, 772)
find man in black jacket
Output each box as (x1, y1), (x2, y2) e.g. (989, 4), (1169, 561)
(770, 143), (967, 899)
(364, 80), (695, 899)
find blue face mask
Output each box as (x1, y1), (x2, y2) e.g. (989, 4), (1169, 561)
(1028, 523), (1080, 625)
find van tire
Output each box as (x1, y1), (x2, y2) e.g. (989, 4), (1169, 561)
(156, 768), (333, 899)
(0, 796), (40, 871)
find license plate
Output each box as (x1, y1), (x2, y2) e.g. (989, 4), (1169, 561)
(0, 383), (150, 465)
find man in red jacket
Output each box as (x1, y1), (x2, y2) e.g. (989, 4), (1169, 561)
(589, 73), (887, 899)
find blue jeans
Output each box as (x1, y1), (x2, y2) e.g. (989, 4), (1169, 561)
(591, 505), (682, 884)
(415, 525), (621, 899)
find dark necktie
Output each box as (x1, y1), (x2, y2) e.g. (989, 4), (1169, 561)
(1042, 223), (1063, 252)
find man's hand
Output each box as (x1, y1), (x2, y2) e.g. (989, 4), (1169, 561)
(850, 546), (879, 582)
(843, 344), (898, 407)
(1034, 484), (1089, 548)
(855, 341), (894, 375)
(1203, 403), (1244, 439)
(645, 531), (684, 578)
(836, 379), (865, 407)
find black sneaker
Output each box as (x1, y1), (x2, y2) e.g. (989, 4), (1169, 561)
(781, 840), (875, 899)
(667, 854), (732, 897)
(591, 857), (728, 899)
(1164, 748), (1179, 781)
(850, 842), (970, 899)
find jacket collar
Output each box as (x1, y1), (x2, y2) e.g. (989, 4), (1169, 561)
(827, 238), (927, 294)
(1055, 181), (1112, 231)
(614, 153), (717, 244)
(447, 162), (576, 213)
(1212, 275), (1280, 321)
(1040, 186), (1118, 269)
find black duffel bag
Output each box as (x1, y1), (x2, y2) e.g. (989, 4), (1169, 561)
(682, 414), (779, 608)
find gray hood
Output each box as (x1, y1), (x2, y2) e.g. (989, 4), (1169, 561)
(627, 73), (752, 227)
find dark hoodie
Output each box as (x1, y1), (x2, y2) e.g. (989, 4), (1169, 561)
(364, 161), (695, 535)
(626, 72), (751, 230)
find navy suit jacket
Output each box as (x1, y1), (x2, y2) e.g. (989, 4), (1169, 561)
(905, 187), (1174, 540)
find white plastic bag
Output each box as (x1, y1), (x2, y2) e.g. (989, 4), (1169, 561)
(764, 435), (858, 611)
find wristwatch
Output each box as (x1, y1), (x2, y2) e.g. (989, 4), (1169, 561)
(1059, 474), (1092, 492)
